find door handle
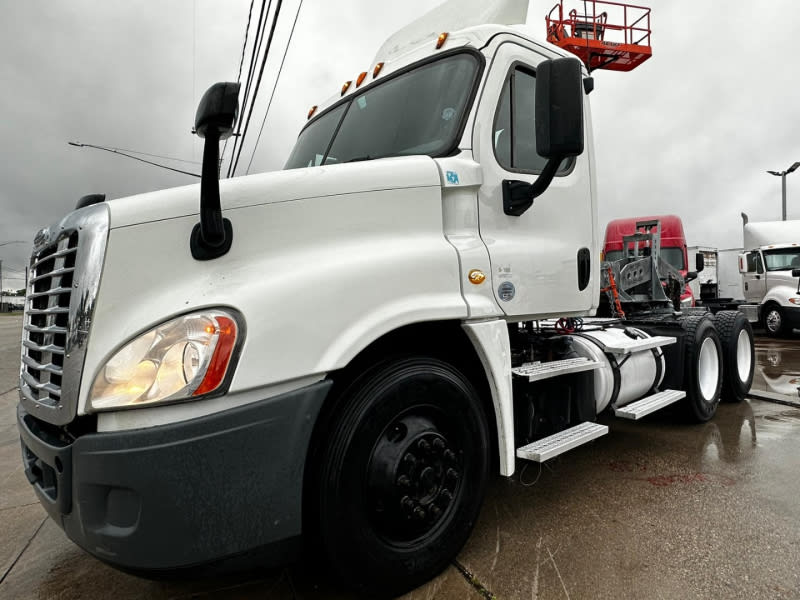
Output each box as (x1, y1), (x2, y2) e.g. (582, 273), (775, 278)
(755, 275), (761, 280)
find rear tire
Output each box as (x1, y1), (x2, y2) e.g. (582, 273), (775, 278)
(713, 310), (754, 403)
(315, 357), (489, 598)
(681, 315), (723, 422)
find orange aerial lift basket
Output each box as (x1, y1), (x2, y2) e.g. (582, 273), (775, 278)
(546, 0), (652, 72)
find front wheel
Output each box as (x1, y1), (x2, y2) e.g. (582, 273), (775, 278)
(681, 315), (723, 422)
(315, 357), (490, 597)
(763, 303), (788, 337)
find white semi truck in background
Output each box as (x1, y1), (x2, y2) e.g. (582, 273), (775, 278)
(695, 214), (800, 336)
(15, 1), (755, 596)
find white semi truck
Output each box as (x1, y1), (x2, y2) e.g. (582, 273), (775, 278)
(16, 1), (755, 596)
(694, 214), (800, 336)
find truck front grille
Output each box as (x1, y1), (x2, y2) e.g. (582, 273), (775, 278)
(21, 232), (78, 405)
(19, 203), (110, 425)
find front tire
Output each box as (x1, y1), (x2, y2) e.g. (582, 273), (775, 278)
(681, 315), (723, 422)
(763, 303), (788, 337)
(316, 357), (490, 598)
(713, 310), (754, 403)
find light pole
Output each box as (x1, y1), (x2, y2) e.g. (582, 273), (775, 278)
(767, 162), (800, 221)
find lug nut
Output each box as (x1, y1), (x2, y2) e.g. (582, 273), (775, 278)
(440, 489), (453, 503)
(446, 468), (459, 481)
(413, 507), (427, 520)
(432, 438), (446, 452)
(430, 505), (442, 518)
(403, 453), (417, 466)
(443, 449), (456, 462)
(418, 439), (430, 453)
(401, 495), (415, 511)
(397, 475), (411, 488)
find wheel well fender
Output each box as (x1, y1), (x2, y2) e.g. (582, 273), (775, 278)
(307, 321), (508, 486)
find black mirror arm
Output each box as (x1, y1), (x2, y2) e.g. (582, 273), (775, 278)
(503, 156), (562, 217)
(191, 128), (233, 260)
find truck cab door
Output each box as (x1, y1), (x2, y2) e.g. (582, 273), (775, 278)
(473, 42), (597, 319)
(743, 251), (766, 302)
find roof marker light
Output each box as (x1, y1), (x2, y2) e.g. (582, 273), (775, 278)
(436, 32), (449, 49)
(341, 80), (352, 96)
(356, 71), (368, 87)
(373, 62), (384, 78)
(307, 105), (318, 120)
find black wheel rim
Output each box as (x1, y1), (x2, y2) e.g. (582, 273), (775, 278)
(365, 407), (464, 545)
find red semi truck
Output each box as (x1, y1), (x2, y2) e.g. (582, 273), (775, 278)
(603, 215), (698, 307)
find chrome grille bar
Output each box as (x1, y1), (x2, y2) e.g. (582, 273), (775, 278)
(30, 247), (77, 270)
(21, 354), (63, 376)
(30, 267), (75, 284)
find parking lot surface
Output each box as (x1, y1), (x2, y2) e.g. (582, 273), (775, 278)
(1, 314), (799, 599)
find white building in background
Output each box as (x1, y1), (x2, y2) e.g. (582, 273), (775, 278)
(0, 294), (24, 312)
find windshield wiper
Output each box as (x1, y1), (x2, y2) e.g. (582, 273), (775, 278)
(345, 155), (378, 163)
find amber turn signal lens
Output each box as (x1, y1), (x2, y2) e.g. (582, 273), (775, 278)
(373, 62), (384, 78)
(356, 71), (368, 87)
(436, 32), (448, 49)
(307, 105), (318, 120)
(468, 269), (486, 285)
(341, 80), (352, 96)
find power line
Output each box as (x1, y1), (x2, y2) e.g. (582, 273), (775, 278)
(230, 0), (284, 177)
(221, 0), (257, 172)
(246, 0), (304, 175)
(80, 145), (201, 165)
(226, 0), (271, 178)
(68, 142), (201, 178)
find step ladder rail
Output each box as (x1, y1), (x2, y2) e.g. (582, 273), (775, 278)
(516, 422), (609, 463)
(613, 389), (686, 420)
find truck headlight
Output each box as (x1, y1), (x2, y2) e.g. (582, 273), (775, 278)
(680, 296), (694, 308)
(789, 298), (800, 305)
(89, 310), (242, 411)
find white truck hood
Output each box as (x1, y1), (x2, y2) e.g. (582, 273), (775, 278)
(106, 155), (443, 229)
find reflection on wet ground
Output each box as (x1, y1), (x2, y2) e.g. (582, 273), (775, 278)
(751, 334), (800, 403)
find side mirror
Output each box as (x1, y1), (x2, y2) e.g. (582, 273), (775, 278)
(685, 271), (698, 283)
(503, 57), (584, 217)
(738, 253), (750, 274)
(190, 81), (241, 261)
(695, 253), (705, 272)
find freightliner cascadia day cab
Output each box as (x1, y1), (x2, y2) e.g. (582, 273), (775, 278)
(603, 215), (698, 307)
(16, 0), (755, 596)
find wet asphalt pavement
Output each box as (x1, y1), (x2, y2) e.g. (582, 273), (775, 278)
(1, 314), (800, 599)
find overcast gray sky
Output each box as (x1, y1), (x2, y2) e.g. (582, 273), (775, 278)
(1, 1), (799, 292)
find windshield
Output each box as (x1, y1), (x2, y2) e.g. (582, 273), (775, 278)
(604, 247), (686, 270)
(763, 248), (800, 271)
(284, 53), (481, 169)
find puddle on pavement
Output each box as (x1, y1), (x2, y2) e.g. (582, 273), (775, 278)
(699, 402), (758, 466)
(750, 337), (800, 401)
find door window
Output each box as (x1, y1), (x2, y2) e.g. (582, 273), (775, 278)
(493, 67), (572, 174)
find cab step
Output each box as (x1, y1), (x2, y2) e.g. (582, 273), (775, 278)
(613, 389), (686, 420)
(596, 335), (676, 355)
(516, 421), (609, 462)
(511, 357), (601, 382)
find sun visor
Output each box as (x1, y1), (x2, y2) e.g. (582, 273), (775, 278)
(372, 0), (530, 64)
